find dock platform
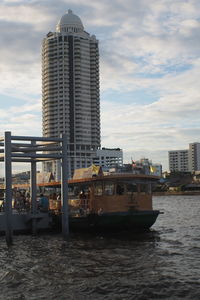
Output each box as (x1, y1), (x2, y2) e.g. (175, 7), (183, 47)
(0, 211), (52, 233)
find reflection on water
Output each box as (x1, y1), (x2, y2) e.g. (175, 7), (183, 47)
(0, 195), (200, 299)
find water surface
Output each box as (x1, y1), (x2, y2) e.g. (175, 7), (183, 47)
(0, 195), (199, 299)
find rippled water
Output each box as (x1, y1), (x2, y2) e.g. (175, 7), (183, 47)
(0, 195), (200, 300)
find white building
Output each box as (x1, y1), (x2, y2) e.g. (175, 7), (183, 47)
(42, 10), (100, 179)
(188, 142), (200, 172)
(93, 148), (123, 171)
(168, 150), (189, 172)
(168, 143), (200, 173)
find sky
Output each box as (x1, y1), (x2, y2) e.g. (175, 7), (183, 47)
(0, 0), (200, 173)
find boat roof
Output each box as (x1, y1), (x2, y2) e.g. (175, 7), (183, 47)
(38, 173), (160, 187)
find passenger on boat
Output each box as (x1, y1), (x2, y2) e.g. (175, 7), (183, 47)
(116, 184), (125, 195)
(25, 192), (31, 211)
(79, 191), (87, 215)
(0, 200), (4, 212)
(14, 191), (25, 212)
(38, 194), (49, 212)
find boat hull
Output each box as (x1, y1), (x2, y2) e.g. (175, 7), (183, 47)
(68, 210), (160, 232)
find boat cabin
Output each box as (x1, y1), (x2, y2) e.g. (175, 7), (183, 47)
(40, 174), (159, 216)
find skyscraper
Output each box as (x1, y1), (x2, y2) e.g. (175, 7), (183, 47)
(42, 10), (100, 178)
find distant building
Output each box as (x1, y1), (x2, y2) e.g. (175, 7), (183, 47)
(12, 171), (30, 185)
(151, 164), (162, 177)
(93, 148), (123, 171)
(168, 142), (200, 173)
(135, 158), (162, 176)
(188, 142), (200, 172)
(168, 150), (189, 172)
(116, 158), (163, 176)
(42, 10), (100, 179)
(36, 172), (55, 184)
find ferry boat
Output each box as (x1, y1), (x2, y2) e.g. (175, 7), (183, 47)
(42, 168), (161, 232)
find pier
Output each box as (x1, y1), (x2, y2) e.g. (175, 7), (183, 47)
(0, 132), (69, 245)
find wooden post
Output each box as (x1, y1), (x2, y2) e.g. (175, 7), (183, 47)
(148, 183), (152, 194)
(30, 140), (37, 235)
(61, 133), (69, 239)
(4, 131), (13, 246)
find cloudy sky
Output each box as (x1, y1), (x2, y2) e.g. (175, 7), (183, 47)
(0, 0), (200, 173)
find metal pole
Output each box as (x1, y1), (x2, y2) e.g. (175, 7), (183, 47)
(4, 131), (13, 246)
(30, 141), (37, 235)
(148, 183), (152, 194)
(61, 133), (69, 239)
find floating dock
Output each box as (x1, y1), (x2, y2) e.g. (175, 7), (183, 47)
(0, 211), (52, 233)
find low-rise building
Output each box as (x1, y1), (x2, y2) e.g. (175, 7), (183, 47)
(93, 148), (123, 171)
(151, 164), (162, 177)
(127, 158), (162, 176)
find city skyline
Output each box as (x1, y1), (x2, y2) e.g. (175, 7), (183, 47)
(0, 0), (200, 172)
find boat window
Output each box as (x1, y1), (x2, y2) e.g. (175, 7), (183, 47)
(68, 185), (74, 196)
(116, 183), (125, 195)
(68, 184), (90, 199)
(104, 182), (114, 195)
(68, 185), (80, 199)
(94, 182), (103, 196)
(140, 184), (148, 193)
(126, 183), (137, 194)
(81, 185), (89, 194)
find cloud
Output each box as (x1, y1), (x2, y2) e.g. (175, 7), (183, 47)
(101, 54), (200, 170)
(0, 101), (41, 137)
(0, 3), (54, 30)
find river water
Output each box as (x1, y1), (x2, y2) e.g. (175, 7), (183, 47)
(0, 195), (199, 300)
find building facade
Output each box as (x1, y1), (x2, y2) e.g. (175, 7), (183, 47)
(93, 148), (123, 171)
(134, 158), (162, 176)
(151, 164), (162, 177)
(188, 142), (200, 172)
(168, 143), (200, 173)
(42, 10), (100, 178)
(168, 150), (189, 172)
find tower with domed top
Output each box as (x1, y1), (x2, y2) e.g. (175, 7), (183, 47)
(42, 10), (100, 178)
